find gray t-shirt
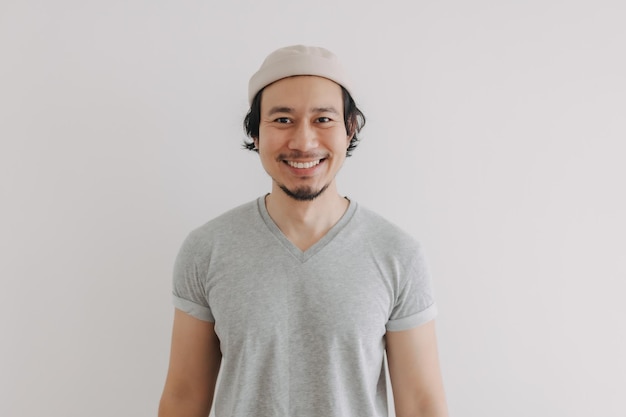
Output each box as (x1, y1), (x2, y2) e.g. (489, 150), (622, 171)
(172, 196), (437, 417)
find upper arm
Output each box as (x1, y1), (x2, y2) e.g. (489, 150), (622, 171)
(386, 320), (448, 417)
(159, 309), (222, 417)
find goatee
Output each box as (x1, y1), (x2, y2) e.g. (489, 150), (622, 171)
(279, 183), (329, 201)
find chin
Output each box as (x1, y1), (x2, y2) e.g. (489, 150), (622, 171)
(280, 184), (329, 201)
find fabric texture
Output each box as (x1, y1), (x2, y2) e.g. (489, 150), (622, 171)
(247, 44), (354, 104)
(172, 196), (437, 417)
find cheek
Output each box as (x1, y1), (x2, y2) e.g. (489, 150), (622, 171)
(257, 141), (277, 162)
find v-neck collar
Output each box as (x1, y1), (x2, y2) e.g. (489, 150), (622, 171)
(256, 195), (357, 263)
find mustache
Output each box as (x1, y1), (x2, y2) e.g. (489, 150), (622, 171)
(277, 151), (328, 161)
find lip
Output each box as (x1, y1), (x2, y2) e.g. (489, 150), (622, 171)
(283, 158), (325, 175)
(286, 159), (322, 169)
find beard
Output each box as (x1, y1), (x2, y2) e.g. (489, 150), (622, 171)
(278, 183), (330, 201)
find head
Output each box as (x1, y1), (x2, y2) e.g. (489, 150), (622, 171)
(243, 45), (365, 157)
(242, 45), (366, 201)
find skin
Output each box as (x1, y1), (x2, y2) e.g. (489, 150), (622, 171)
(158, 309), (221, 417)
(254, 75), (352, 251)
(158, 75), (449, 416)
(387, 321), (449, 417)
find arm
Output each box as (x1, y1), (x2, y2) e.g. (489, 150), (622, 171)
(159, 308), (222, 417)
(386, 320), (449, 417)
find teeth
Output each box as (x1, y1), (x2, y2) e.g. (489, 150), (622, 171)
(287, 160), (321, 169)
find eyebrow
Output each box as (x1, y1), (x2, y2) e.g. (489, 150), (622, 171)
(267, 106), (294, 116)
(266, 106), (341, 116)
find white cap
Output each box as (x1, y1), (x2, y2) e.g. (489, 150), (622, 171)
(248, 45), (353, 105)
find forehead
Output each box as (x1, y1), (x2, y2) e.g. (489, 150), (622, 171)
(260, 76), (343, 112)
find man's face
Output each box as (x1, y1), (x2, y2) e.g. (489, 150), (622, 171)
(255, 76), (351, 201)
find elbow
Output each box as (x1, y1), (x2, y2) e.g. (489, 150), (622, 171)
(395, 394), (449, 417)
(158, 385), (212, 417)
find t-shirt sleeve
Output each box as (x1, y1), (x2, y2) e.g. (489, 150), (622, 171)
(386, 245), (437, 331)
(171, 231), (215, 322)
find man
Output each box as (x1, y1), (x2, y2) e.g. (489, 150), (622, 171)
(159, 45), (448, 417)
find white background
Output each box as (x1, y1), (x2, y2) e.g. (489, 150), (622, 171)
(1, 1), (625, 416)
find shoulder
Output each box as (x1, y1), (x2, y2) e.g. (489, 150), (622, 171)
(352, 202), (422, 252)
(181, 197), (262, 254)
(191, 198), (259, 236)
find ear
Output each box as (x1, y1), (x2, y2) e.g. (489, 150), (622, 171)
(346, 116), (356, 142)
(346, 124), (355, 145)
(253, 137), (259, 150)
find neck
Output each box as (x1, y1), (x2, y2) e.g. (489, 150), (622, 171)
(265, 182), (349, 251)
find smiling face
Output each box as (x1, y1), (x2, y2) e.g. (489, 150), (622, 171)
(254, 76), (352, 201)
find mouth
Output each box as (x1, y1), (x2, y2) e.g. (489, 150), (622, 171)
(284, 159), (324, 169)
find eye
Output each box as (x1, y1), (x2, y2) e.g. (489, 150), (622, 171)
(316, 116), (332, 123)
(274, 117), (291, 124)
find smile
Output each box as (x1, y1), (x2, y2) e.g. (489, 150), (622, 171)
(286, 159), (322, 169)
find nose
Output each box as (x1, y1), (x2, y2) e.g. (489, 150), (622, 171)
(288, 120), (317, 151)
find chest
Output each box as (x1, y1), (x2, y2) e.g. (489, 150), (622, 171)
(206, 253), (394, 353)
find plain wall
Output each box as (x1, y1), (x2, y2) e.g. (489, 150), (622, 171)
(1, 1), (625, 416)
